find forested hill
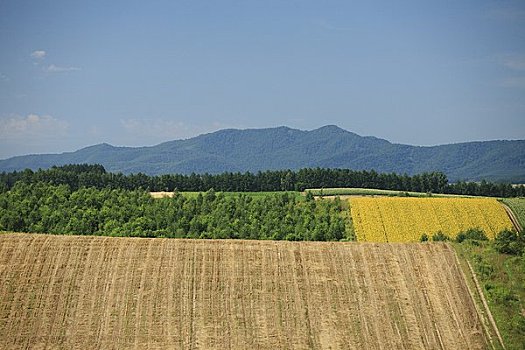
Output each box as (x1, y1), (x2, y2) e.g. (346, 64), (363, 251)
(0, 125), (524, 182)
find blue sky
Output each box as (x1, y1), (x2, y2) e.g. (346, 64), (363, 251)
(0, 0), (524, 159)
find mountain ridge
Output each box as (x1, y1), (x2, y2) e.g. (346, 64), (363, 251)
(1, 125), (524, 182)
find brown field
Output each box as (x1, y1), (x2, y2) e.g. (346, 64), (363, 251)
(150, 191), (175, 198)
(0, 233), (491, 349)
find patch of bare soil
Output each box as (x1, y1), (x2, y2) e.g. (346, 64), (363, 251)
(0, 234), (489, 349)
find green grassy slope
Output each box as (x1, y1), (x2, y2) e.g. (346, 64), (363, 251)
(454, 242), (525, 349)
(305, 187), (476, 198)
(503, 198), (525, 229)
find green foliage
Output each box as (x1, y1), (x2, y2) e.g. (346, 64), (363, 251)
(472, 254), (495, 279)
(2, 163), (523, 198)
(420, 233), (429, 242)
(431, 231), (450, 241)
(0, 182), (346, 241)
(454, 242), (525, 348)
(494, 230), (525, 255)
(512, 315), (525, 338)
(502, 198), (525, 229)
(305, 191), (315, 202)
(306, 187), (434, 197)
(484, 282), (518, 305)
(455, 228), (488, 243)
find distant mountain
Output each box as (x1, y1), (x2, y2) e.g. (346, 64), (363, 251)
(1, 125), (524, 182)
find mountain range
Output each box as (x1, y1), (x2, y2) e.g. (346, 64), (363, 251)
(1, 125), (524, 182)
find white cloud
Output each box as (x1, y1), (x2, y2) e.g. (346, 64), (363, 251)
(31, 50), (46, 59)
(0, 114), (69, 139)
(28, 50), (81, 74)
(44, 64), (81, 73)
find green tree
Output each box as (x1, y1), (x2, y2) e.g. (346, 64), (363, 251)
(494, 230), (524, 255)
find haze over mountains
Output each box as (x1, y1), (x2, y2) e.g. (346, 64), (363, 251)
(0, 125), (524, 182)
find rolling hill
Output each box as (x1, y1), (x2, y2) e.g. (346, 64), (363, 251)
(0, 233), (491, 349)
(0, 125), (523, 182)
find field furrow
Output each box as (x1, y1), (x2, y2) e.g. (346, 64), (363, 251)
(0, 233), (489, 349)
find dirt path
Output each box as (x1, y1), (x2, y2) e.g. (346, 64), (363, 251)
(0, 234), (490, 349)
(501, 203), (523, 232)
(466, 260), (506, 349)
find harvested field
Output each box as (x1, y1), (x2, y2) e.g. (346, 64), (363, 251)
(150, 191), (175, 198)
(0, 233), (490, 349)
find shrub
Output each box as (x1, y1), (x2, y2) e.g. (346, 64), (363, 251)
(513, 315), (525, 336)
(494, 230), (525, 255)
(420, 233), (429, 242)
(305, 191), (314, 202)
(474, 256), (494, 279)
(431, 231), (450, 241)
(485, 282), (518, 305)
(456, 228), (488, 243)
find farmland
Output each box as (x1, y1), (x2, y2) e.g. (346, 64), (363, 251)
(0, 233), (491, 349)
(307, 187), (443, 197)
(350, 197), (514, 242)
(151, 191), (302, 200)
(0, 166), (523, 348)
(455, 241), (525, 349)
(502, 198), (525, 230)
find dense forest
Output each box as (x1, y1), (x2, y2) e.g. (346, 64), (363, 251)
(0, 165), (523, 241)
(0, 164), (523, 197)
(0, 181), (345, 241)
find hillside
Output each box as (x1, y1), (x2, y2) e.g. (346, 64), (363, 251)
(0, 233), (490, 349)
(0, 125), (524, 182)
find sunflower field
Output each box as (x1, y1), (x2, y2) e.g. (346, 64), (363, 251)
(350, 197), (514, 242)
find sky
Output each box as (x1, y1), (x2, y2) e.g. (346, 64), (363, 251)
(0, 0), (524, 159)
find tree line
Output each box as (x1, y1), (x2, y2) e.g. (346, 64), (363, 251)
(0, 164), (523, 197)
(0, 181), (346, 241)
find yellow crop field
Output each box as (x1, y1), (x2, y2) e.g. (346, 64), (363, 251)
(350, 197), (514, 242)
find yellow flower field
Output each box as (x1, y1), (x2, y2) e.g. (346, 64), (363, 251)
(350, 197), (514, 242)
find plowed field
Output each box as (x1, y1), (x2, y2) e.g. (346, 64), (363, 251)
(0, 233), (489, 349)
